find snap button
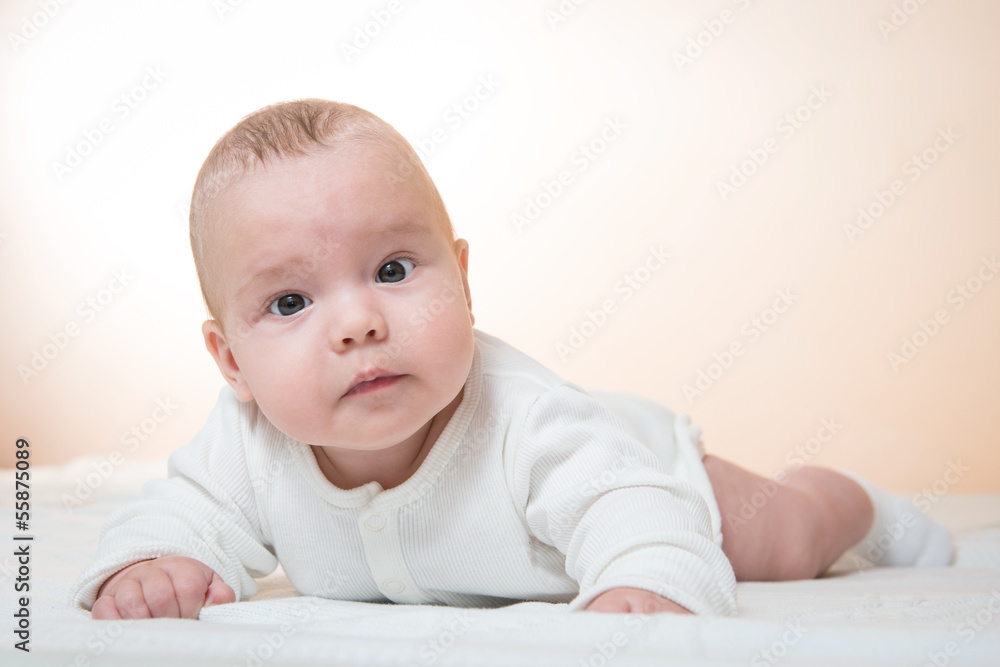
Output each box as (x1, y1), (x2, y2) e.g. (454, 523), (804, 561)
(382, 579), (405, 594)
(364, 513), (386, 531)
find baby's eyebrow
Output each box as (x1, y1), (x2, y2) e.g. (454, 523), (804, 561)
(231, 220), (431, 301)
(364, 219), (429, 245)
(233, 265), (298, 303)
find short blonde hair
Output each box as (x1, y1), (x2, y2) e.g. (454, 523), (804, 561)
(189, 99), (453, 322)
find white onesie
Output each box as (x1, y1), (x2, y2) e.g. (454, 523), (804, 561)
(70, 329), (737, 616)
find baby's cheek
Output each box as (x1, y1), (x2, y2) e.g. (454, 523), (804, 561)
(247, 359), (314, 418)
(440, 323), (475, 380)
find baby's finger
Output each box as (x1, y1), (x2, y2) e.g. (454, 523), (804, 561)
(585, 592), (629, 613)
(204, 571), (236, 609)
(167, 564), (211, 619)
(111, 579), (153, 619)
(632, 594), (692, 615)
(140, 568), (182, 618)
(630, 594), (662, 614)
(91, 595), (123, 620)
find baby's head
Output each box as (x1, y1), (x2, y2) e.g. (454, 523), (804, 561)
(188, 99), (475, 452)
(190, 99), (455, 323)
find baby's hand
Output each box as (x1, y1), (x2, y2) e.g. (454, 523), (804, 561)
(584, 587), (692, 615)
(91, 556), (235, 620)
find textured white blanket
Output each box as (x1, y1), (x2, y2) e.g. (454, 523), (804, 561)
(4, 457), (999, 666)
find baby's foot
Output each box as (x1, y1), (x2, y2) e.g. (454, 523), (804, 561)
(844, 473), (954, 567)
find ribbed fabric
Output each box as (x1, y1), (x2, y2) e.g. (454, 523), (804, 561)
(68, 329), (737, 616)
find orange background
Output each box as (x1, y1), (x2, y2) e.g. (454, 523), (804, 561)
(1, 0), (997, 492)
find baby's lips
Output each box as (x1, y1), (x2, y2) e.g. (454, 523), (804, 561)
(343, 370), (403, 397)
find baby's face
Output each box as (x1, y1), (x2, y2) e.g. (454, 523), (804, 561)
(202, 146), (475, 451)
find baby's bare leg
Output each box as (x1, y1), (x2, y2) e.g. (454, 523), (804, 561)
(703, 455), (873, 581)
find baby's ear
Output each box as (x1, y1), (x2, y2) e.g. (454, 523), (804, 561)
(454, 239), (474, 325)
(202, 320), (254, 401)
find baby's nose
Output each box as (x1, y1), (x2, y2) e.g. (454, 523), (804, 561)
(330, 299), (388, 350)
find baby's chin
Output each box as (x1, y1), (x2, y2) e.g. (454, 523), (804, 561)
(306, 436), (415, 452)
(283, 419), (434, 451)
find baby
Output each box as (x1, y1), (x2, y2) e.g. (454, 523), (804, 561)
(70, 99), (953, 620)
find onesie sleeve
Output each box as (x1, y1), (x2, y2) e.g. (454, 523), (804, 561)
(508, 384), (737, 616)
(68, 389), (279, 610)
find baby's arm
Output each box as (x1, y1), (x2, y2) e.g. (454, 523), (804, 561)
(92, 557), (235, 619)
(69, 390), (279, 614)
(508, 385), (738, 616)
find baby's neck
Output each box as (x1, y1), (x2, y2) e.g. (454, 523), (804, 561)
(311, 387), (464, 491)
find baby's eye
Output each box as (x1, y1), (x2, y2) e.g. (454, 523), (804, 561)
(376, 258), (415, 283)
(269, 293), (312, 316)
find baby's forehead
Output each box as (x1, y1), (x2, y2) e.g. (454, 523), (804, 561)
(204, 139), (450, 252)
(219, 151), (444, 230)
(238, 141), (421, 197)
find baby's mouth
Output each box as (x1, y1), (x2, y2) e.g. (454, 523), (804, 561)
(343, 374), (404, 397)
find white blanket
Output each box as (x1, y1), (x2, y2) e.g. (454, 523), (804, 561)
(4, 457), (1000, 666)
